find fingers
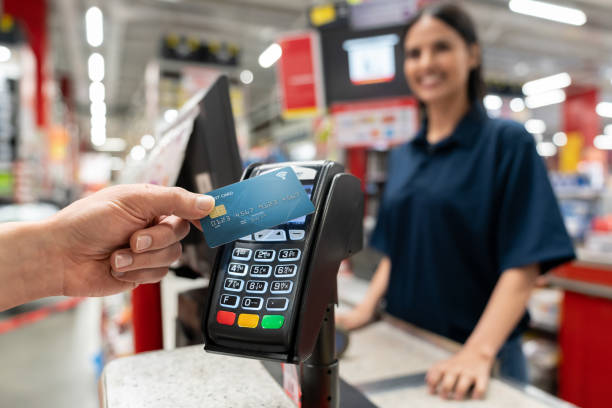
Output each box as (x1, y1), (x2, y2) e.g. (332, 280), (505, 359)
(130, 215), (190, 253)
(111, 267), (169, 285)
(472, 374), (489, 399)
(426, 366), (443, 395)
(124, 184), (215, 221)
(438, 370), (459, 400)
(111, 242), (182, 280)
(453, 374), (475, 400)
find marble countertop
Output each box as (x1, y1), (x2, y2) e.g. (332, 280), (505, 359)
(102, 346), (294, 408)
(101, 274), (575, 407)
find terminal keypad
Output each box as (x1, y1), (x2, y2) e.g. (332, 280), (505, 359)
(216, 233), (305, 330)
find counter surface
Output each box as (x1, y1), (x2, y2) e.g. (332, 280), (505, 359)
(102, 274), (575, 407)
(102, 346), (294, 408)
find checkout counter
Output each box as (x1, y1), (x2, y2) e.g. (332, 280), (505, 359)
(548, 248), (612, 407)
(101, 274), (575, 407)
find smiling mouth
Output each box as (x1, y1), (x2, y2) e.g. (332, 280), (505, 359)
(418, 73), (445, 87)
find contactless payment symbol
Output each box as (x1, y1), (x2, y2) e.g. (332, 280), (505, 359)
(276, 171), (288, 180)
(209, 204), (227, 219)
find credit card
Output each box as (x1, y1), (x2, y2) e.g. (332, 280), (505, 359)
(200, 167), (315, 248)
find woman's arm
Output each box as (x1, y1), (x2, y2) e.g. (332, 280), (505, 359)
(336, 256), (391, 330)
(426, 263), (539, 400)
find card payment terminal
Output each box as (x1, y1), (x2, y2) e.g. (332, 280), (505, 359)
(202, 160), (363, 366)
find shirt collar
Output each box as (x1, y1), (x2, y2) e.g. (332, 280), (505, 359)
(412, 102), (488, 151)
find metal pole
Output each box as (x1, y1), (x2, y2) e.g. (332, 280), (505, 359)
(300, 302), (339, 408)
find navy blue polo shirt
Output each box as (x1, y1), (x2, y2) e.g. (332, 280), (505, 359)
(370, 103), (575, 343)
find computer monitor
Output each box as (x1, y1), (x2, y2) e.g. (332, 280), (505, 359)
(146, 75), (243, 278)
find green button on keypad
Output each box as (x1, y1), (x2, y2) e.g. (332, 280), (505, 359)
(262, 315), (284, 329)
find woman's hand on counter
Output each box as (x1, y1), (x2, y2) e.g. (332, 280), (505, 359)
(336, 257), (391, 331)
(425, 344), (494, 400)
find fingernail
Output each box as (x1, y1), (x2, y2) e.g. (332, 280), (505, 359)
(115, 253), (133, 269)
(136, 235), (152, 251)
(196, 195), (215, 211)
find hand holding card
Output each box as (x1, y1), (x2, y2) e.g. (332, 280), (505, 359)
(200, 167), (315, 248)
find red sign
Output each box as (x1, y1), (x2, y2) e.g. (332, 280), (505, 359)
(277, 32), (324, 119)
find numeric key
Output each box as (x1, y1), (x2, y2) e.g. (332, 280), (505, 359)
(241, 297), (263, 311)
(246, 280), (268, 293)
(228, 263), (247, 276)
(254, 249), (275, 262)
(270, 281), (293, 294)
(274, 264), (297, 277)
(224, 278), (244, 292)
(278, 249), (301, 261)
(232, 248), (252, 261)
(250, 265), (272, 277)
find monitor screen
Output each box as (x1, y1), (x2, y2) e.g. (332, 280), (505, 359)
(174, 75), (243, 277)
(319, 25), (410, 105)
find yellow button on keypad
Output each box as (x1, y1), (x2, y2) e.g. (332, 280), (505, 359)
(237, 313), (259, 328)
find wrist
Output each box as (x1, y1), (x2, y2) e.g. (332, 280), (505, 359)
(19, 219), (65, 299)
(463, 339), (498, 361)
(0, 220), (64, 310)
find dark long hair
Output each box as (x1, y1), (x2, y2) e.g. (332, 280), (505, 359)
(403, 2), (485, 104)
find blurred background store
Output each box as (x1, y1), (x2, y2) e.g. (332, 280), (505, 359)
(1, 0), (612, 407)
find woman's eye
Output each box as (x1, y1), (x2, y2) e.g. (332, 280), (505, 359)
(433, 41), (451, 52)
(406, 49), (420, 59)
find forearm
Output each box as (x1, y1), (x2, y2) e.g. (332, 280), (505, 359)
(464, 264), (539, 358)
(357, 256), (391, 313)
(0, 220), (63, 311)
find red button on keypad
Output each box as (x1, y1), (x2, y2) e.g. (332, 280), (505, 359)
(216, 310), (236, 326)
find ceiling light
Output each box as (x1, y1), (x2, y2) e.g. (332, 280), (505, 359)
(536, 141), (557, 157)
(553, 132), (567, 147)
(90, 101), (106, 118)
(258, 43), (282, 68)
(90, 115), (106, 128)
(240, 69), (254, 85)
(89, 81), (105, 103)
(525, 89), (566, 109)
(509, 0), (586, 26)
(0, 46), (11, 63)
(130, 145), (146, 161)
(510, 97), (525, 113)
(141, 134), (155, 150)
(596, 102), (612, 118)
(163, 109), (178, 123)
(88, 53), (105, 82)
(483, 94), (503, 111)
(522, 72), (571, 96)
(594, 135), (612, 150)
(91, 126), (106, 147)
(94, 138), (126, 153)
(85, 7), (104, 47)
(525, 119), (546, 134)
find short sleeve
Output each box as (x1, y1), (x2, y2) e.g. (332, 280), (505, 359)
(369, 150), (397, 257)
(370, 194), (392, 256)
(496, 127), (575, 273)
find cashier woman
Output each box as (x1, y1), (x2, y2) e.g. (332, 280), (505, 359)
(0, 185), (215, 311)
(337, 2), (574, 401)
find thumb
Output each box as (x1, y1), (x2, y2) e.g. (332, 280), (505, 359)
(128, 184), (215, 221)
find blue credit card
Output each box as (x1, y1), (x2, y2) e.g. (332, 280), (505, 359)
(200, 167), (315, 248)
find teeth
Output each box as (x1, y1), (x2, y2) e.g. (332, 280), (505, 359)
(421, 75), (442, 85)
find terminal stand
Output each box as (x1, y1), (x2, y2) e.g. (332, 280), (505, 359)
(300, 302), (339, 408)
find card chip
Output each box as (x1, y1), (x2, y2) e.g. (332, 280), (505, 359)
(209, 204), (227, 219)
